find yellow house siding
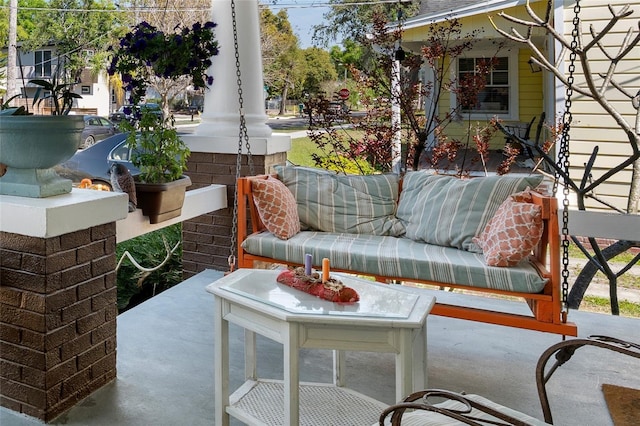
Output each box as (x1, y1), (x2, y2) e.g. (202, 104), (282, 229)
(563, 0), (639, 212)
(407, 4), (547, 151)
(517, 50), (544, 124)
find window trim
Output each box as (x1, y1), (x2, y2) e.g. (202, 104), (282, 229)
(34, 50), (52, 78)
(450, 50), (519, 121)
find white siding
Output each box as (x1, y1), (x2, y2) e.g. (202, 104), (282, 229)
(562, 0), (640, 213)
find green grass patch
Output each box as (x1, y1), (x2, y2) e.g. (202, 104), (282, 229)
(273, 126), (310, 132)
(568, 242), (637, 265)
(287, 130), (367, 168)
(287, 136), (319, 167)
(580, 296), (640, 318)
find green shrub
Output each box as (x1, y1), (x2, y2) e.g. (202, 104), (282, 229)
(116, 224), (183, 312)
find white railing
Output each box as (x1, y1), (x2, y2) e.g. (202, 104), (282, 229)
(116, 185), (227, 242)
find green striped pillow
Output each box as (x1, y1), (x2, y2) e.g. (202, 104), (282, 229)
(275, 166), (405, 236)
(396, 172), (543, 252)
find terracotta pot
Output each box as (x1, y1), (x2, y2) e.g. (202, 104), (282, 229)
(135, 175), (192, 224)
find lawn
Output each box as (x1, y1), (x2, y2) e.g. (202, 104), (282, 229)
(287, 136), (318, 167)
(287, 130), (366, 168)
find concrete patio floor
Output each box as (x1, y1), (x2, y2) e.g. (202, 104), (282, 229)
(2, 268), (638, 426)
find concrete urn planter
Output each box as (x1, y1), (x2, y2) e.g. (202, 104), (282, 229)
(0, 115), (84, 197)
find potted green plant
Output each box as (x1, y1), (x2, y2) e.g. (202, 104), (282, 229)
(122, 111), (192, 223)
(108, 21), (219, 223)
(0, 72), (83, 198)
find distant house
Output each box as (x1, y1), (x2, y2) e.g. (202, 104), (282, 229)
(401, 0), (639, 212)
(4, 43), (111, 116)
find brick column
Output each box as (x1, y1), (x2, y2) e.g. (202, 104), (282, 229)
(0, 190), (127, 422)
(182, 151), (286, 276)
(0, 225), (118, 421)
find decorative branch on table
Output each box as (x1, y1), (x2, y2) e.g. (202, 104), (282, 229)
(277, 266), (359, 304)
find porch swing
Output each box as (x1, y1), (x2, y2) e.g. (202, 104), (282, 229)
(229, 1), (575, 335)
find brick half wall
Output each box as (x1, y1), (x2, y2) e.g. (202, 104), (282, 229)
(0, 224), (117, 421)
(183, 151), (287, 276)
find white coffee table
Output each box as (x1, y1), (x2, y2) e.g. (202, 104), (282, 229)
(206, 269), (435, 426)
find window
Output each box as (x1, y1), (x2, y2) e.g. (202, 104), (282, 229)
(81, 85), (91, 95)
(34, 50), (52, 77)
(110, 142), (131, 161)
(453, 53), (518, 120)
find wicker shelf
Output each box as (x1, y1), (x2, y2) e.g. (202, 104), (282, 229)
(228, 379), (387, 426)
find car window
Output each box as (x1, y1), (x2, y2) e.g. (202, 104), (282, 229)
(109, 141), (131, 161)
(87, 117), (99, 125)
(99, 118), (111, 126)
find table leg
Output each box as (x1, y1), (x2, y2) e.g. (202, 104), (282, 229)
(214, 297), (230, 426)
(333, 350), (346, 387)
(284, 322), (300, 426)
(412, 324), (428, 391)
(244, 329), (257, 380)
(396, 328), (414, 401)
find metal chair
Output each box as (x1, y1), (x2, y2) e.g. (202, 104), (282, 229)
(379, 335), (640, 425)
(504, 116), (537, 159)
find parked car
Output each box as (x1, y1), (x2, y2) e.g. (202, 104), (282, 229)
(56, 128), (189, 189)
(81, 115), (119, 149)
(56, 133), (138, 189)
(109, 103), (163, 126)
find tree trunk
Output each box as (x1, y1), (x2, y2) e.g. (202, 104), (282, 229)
(279, 82), (289, 116)
(161, 93), (170, 121)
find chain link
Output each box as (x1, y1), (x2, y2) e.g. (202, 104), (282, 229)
(228, 0), (254, 271)
(558, 0), (581, 320)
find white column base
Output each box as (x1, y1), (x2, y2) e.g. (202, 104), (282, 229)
(182, 134), (291, 156)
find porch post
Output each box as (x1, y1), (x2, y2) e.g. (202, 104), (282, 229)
(196, 0), (272, 139)
(181, 0), (290, 275)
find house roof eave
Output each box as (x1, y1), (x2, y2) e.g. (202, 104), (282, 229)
(403, 0), (534, 30)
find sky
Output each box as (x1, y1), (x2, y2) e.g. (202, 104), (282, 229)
(264, 2), (332, 49)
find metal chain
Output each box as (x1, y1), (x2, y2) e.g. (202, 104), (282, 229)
(557, 0), (581, 321)
(228, 0), (254, 271)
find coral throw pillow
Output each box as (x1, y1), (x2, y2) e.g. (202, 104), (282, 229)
(473, 190), (543, 267)
(251, 177), (301, 240)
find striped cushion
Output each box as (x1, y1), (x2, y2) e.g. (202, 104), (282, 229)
(396, 172), (544, 253)
(242, 232), (547, 293)
(275, 166), (405, 236)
